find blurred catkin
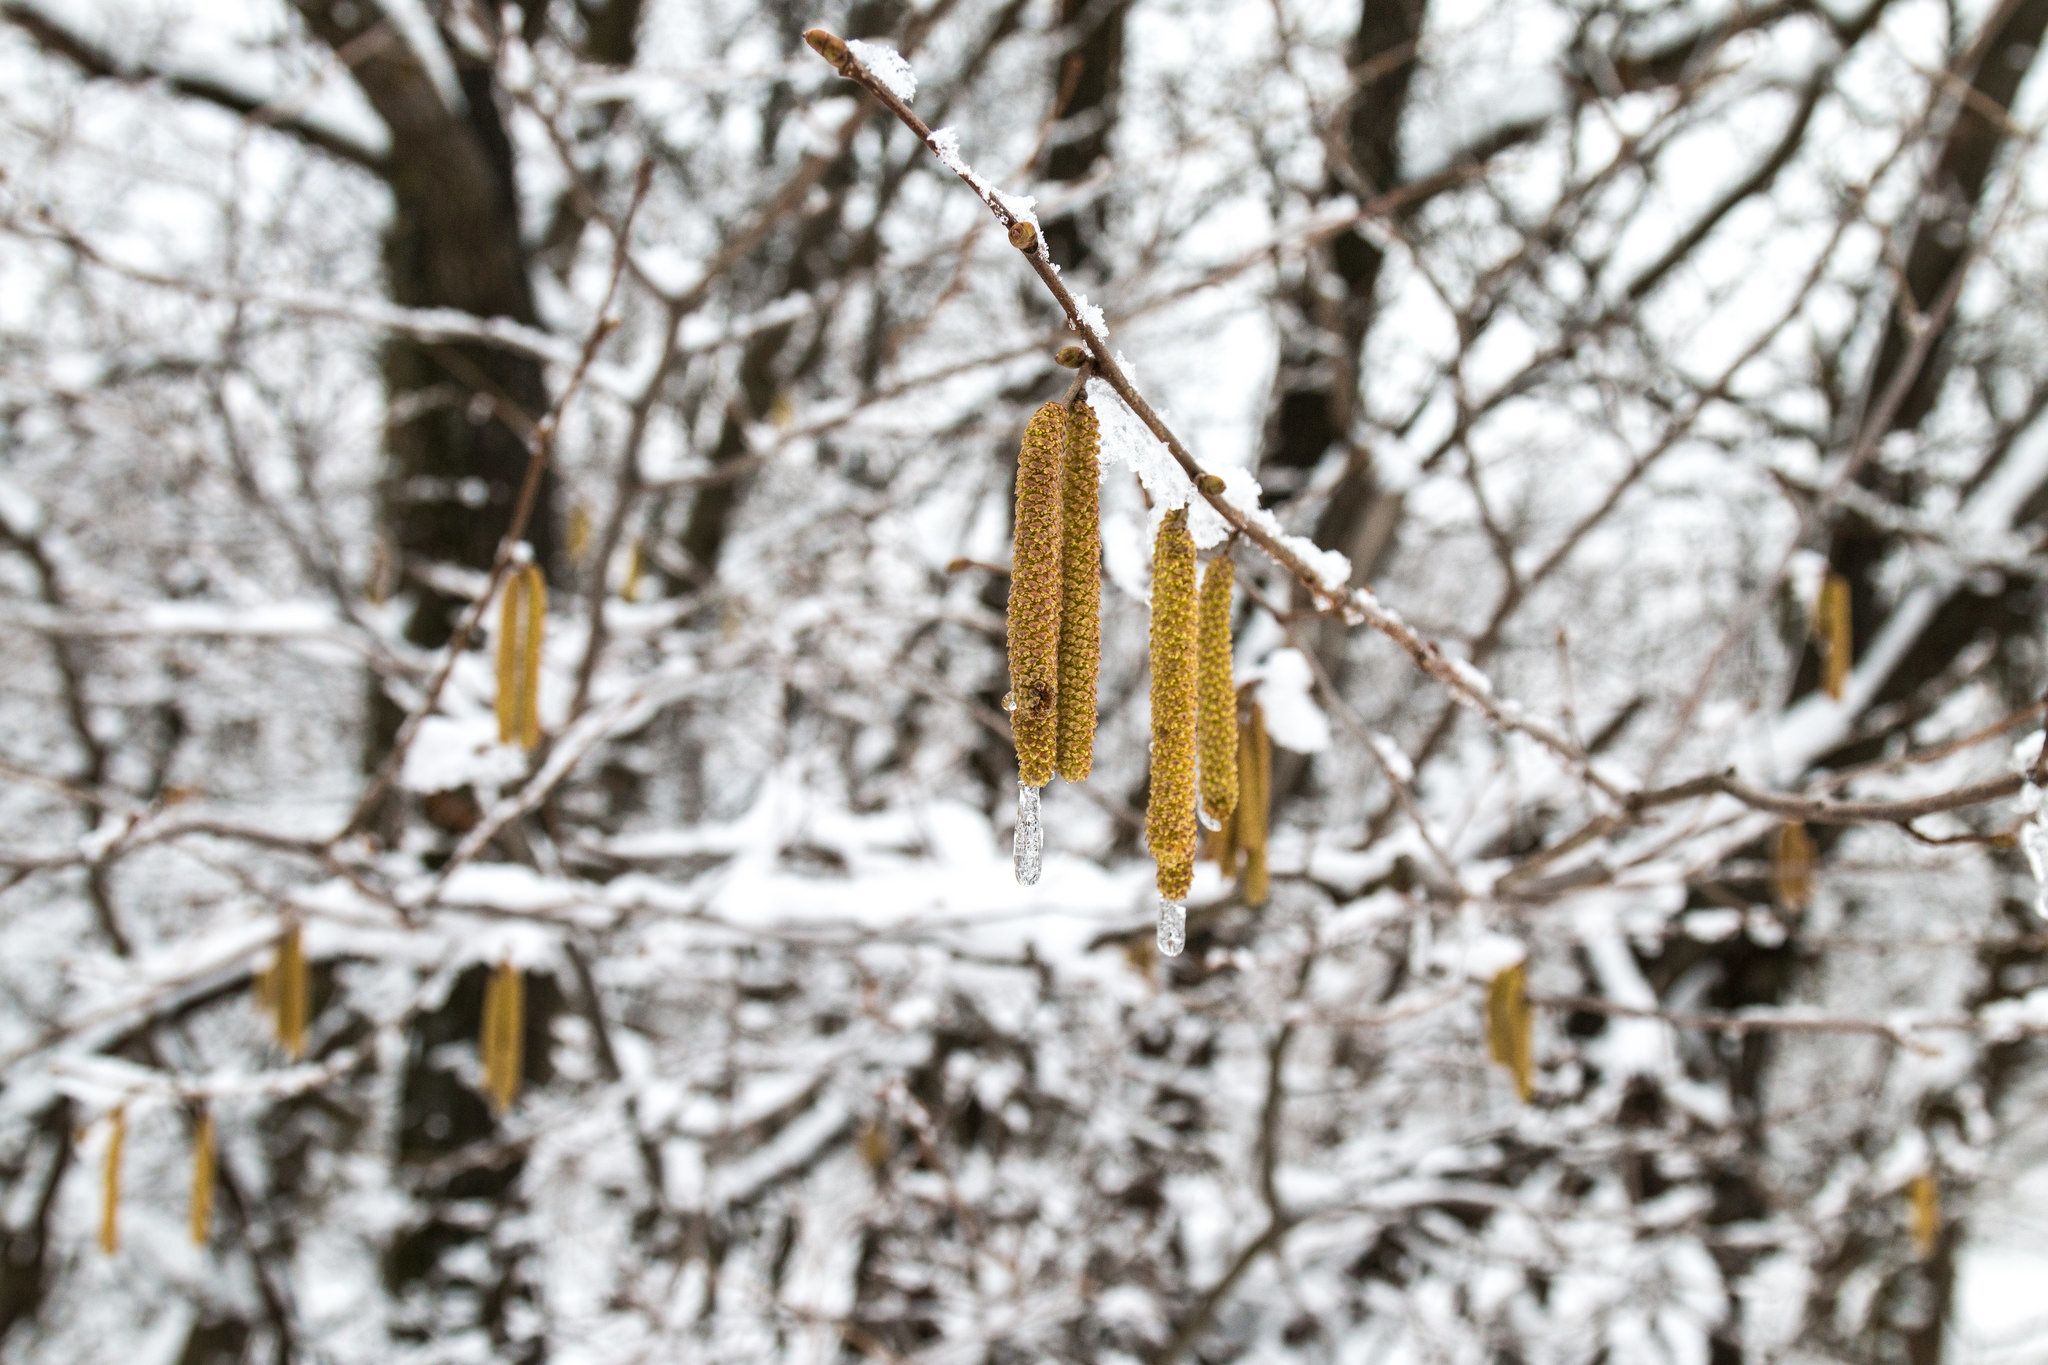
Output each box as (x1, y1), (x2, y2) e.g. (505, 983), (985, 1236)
(1773, 820), (1815, 911)
(189, 1109), (216, 1246)
(275, 920), (308, 1061)
(1817, 572), (1851, 701)
(497, 563), (547, 750)
(1908, 1170), (1940, 1259)
(1009, 401), (1066, 787)
(1485, 962), (1533, 1102)
(1196, 556), (1237, 826)
(1056, 399), (1101, 782)
(99, 1106), (125, 1256)
(481, 960), (525, 1115)
(1147, 509), (1198, 894)
(1240, 699), (1271, 906)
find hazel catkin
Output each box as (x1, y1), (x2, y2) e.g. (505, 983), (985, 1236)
(1056, 399), (1102, 782)
(1196, 556), (1237, 826)
(1240, 698), (1271, 906)
(1147, 508), (1198, 895)
(1008, 402), (1067, 788)
(481, 959), (526, 1115)
(497, 562), (547, 750)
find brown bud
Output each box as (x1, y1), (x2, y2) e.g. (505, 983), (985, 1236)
(804, 28), (851, 72)
(1196, 472), (1226, 496)
(1054, 345), (1089, 369)
(1007, 218), (1038, 252)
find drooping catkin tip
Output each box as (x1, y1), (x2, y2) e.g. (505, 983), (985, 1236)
(1196, 556), (1237, 826)
(1147, 508), (1199, 886)
(1055, 399), (1102, 783)
(804, 28), (851, 71)
(1009, 402), (1067, 788)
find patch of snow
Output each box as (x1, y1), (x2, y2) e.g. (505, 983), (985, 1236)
(847, 40), (916, 104)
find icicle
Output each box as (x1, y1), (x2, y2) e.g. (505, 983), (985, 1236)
(1013, 782), (1043, 886)
(1157, 897), (1186, 957)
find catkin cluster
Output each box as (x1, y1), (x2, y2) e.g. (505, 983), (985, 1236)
(1147, 510), (1199, 899)
(1009, 402), (1068, 788)
(480, 960), (526, 1115)
(497, 562), (547, 751)
(1056, 400), (1102, 781)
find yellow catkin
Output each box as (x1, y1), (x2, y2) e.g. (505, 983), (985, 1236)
(1055, 399), (1101, 782)
(520, 565), (546, 748)
(189, 1109), (216, 1247)
(1817, 572), (1852, 701)
(275, 920), (308, 1061)
(495, 573), (523, 743)
(251, 958), (276, 1019)
(1908, 1169), (1940, 1259)
(566, 502), (592, 563)
(1147, 509), (1199, 894)
(1196, 556), (1238, 827)
(482, 960), (525, 1115)
(1774, 820), (1815, 911)
(1008, 402), (1067, 788)
(1485, 962), (1533, 1102)
(497, 564), (547, 750)
(620, 540), (644, 603)
(1241, 700), (1271, 905)
(99, 1106), (125, 1256)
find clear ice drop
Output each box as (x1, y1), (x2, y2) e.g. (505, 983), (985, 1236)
(1013, 782), (1043, 886)
(1156, 897), (1186, 957)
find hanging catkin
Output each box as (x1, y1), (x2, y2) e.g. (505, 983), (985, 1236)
(1908, 1169), (1940, 1259)
(1816, 572), (1851, 701)
(1148, 509), (1199, 899)
(1196, 556), (1237, 827)
(189, 1108), (216, 1247)
(99, 1106), (126, 1256)
(1485, 962), (1533, 1102)
(481, 960), (525, 1115)
(275, 920), (309, 1061)
(1240, 699), (1271, 906)
(1055, 399), (1101, 782)
(1009, 402), (1067, 789)
(1773, 820), (1815, 911)
(497, 562), (547, 750)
